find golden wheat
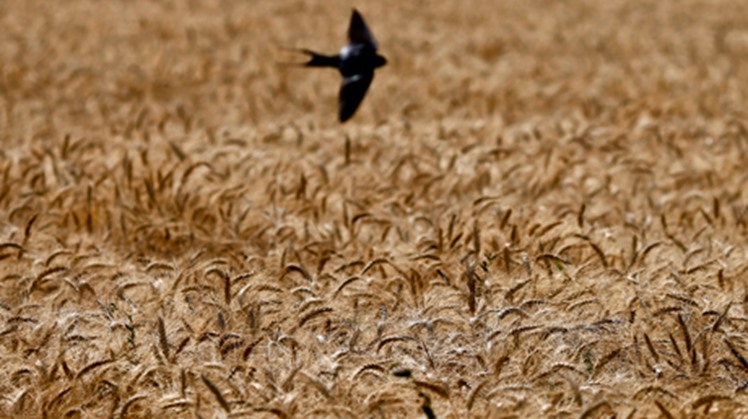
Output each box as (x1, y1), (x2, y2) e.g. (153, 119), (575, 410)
(1, 0), (748, 417)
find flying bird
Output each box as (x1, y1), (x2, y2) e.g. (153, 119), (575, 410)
(292, 9), (387, 122)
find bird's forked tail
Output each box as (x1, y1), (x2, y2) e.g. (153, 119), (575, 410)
(282, 49), (340, 68)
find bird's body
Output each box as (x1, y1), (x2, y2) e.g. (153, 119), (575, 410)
(294, 10), (386, 122)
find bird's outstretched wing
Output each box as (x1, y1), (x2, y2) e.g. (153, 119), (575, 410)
(338, 72), (374, 122)
(348, 9), (377, 49)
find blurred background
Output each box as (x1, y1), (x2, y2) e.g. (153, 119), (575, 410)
(2, 0), (746, 139)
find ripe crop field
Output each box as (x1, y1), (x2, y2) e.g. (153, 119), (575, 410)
(2, 0), (748, 417)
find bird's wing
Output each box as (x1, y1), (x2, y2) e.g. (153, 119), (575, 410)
(348, 9), (377, 49)
(338, 72), (374, 122)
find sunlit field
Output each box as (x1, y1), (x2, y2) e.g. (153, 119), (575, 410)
(2, 0), (748, 417)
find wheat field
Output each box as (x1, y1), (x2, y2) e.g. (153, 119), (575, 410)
(1, 0), (748, 417)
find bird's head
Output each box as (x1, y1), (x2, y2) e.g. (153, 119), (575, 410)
(375, 54), (387, 68)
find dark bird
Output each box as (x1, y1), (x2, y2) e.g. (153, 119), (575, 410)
(294, 9), (387, 122)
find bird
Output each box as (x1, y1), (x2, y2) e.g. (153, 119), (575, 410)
(292, 9), (387, 123)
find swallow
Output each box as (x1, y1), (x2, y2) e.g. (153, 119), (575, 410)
(294, 9), (387, 122)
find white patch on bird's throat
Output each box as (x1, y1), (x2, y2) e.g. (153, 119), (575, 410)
(340, 45), (353, 59)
